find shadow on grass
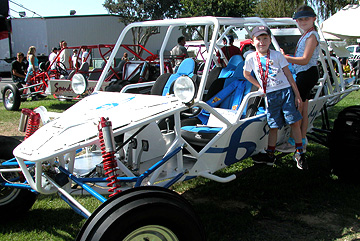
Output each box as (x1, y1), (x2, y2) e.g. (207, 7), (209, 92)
(0, 207), (84, 240)
(1, 146), (359, 240)
(182, 145), (360, 241)
(47, 101), (76, 111)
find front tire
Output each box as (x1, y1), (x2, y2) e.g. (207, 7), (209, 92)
(77, 186), (206, 241)
(329, 105), (360, 182)
(0, 136), (37, 217)
(2, 84), (21, 111)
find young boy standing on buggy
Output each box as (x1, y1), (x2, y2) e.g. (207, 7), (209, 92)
(243, 26), (308, 170)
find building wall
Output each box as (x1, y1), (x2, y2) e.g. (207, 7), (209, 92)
(45, 15), (126, 58)
(11, 15), (182, 61)
(11, 18), (48, 56)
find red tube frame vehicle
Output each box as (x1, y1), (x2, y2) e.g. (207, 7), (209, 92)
(2, 44), (172, 111)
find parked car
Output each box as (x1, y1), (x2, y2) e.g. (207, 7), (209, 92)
(346, 44), (360, 59)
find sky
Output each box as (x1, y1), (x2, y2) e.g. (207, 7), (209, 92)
(8, 0), (109, 18)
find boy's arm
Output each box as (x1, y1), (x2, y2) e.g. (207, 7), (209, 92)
(283, 66), (302, 109)
(243, 70), (264, 93)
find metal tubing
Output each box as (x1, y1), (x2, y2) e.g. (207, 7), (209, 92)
(59, 193), (89, 219)
(135, 146), (183, 187)
(43, 173), (92, 217)
(78, 177), (138, 183)
(1, 160), (35, 166)
(0, 168), (22, 172)
(1, 182), (34, 190)
(163, 172), (185, 189)
(58, 166), (107, 203)
(199, 171), (236, 183)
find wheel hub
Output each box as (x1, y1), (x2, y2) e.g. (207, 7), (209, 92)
(123, 225), (179, 241)
(4, 89), (14, 108)
(0, 167), (21, 205)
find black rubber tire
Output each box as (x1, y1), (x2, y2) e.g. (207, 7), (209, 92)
(2, 83), (21, 111)
(329, 105), (360, 182)
(77, 186), (206, 241)
(0, 136), (37, 218)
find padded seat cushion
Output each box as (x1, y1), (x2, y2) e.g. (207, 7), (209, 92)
(181, 126), (222, 146)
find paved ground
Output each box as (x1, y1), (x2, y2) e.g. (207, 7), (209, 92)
(0, 78), (12, 102)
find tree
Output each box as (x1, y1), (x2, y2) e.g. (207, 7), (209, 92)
(255, 0), (304, 18)
(103, 0), (182, 55)
(308, 0), (358, 20)
(255, 0), (358, 20)
(179, 0), (257, 41)
(180, 0), (257, 18)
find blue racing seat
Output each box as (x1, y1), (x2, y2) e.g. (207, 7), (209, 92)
(198, 61), (253, 123)
(151, 58), (196, 96)
(151, 58), (197, 130)
(218, 54), (243, 78)
(205, 55), (243, 90)
(181, 59), (254, 148)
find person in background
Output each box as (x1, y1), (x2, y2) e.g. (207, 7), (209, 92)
(24, 46), (38, 84)
(48, 47), (58, 70)
(121, 52), (129, 61)
(170, 36), (188, 73)
(243, 26), (307, 170)
(11, 52), (27, 85)
(216, 35), (241, 66)
(81, 46), (90, 65)
(58, 40), (71, 69)
(279, 5), (320, 153)
(242, 44), (256, 59)
(72, 49), (80, 69)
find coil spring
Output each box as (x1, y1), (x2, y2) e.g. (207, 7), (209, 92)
(24, 111), (40, 140)
(98, 123), (121, 197)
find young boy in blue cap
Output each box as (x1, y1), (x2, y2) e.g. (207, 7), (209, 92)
(243, 26), (308, 170)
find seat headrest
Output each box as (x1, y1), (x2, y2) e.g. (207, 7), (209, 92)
(176, 58), (195, 76)
(79, 62), (89, 72)
(227, 55), (243, 68)
(219, 55), (243, 79)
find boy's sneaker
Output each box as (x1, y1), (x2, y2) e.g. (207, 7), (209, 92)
(252, 152), (276, 166)
(293, 152), (308, 170)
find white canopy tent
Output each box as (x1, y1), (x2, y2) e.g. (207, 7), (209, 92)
(321, 4), (360, 38)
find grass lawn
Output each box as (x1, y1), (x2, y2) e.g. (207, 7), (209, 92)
(0, 90), (360, 240)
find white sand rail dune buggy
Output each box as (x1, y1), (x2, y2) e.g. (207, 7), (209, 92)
(1, 16), (359, 240)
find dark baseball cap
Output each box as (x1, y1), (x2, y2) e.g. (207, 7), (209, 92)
(251, 26), (271, 38)
(293, 10), (316, 19)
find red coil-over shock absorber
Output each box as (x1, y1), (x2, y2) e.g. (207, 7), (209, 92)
(98, 117), (121, 197)
(19, 109), (41, 140)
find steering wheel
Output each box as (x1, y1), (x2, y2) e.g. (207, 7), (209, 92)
(181, 106), (202, 117)
(56, 62), (68, 76)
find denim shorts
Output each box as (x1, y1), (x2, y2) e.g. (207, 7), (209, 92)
(266, 87), (302, 129)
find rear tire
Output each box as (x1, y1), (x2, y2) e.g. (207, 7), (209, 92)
(0, 136), (37, 218)
(77, 186), (206, 241)
(2, 84), (21, 111)
(329, 105), (360, 182)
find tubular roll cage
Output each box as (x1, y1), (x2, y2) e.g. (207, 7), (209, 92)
(2, 16), (359, 219)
